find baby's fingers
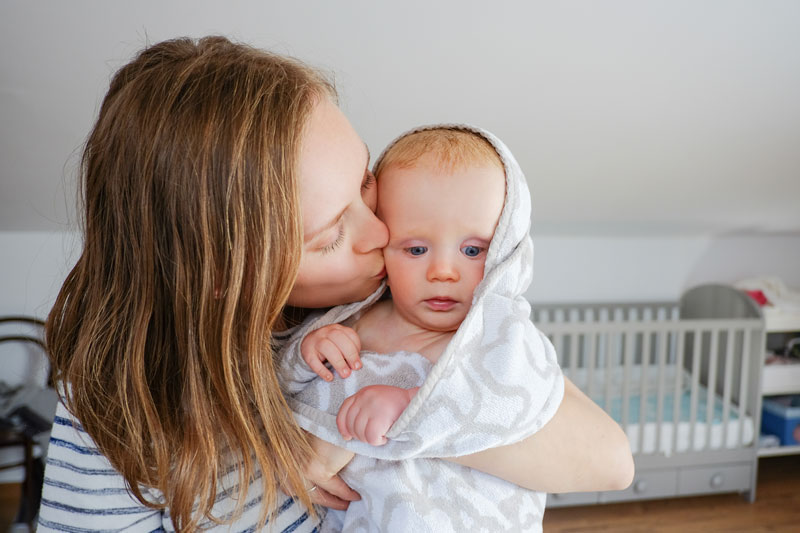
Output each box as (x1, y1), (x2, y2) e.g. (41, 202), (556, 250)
(364, 419), (388, 447)
(306, 356), (334, 382)
(352, 407), (370, 444)
(337, 397), (355, 440)
(328, 328), (362, 372)
(318, 338), (351, 378)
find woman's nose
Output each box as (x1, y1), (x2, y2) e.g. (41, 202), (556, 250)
(354, 208), (389, 254)
(427, 254), (459, 282)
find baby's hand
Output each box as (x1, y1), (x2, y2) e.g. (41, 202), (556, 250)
(301, 324), (362, 381)
(337, 385), (419, 446)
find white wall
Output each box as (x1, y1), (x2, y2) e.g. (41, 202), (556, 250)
(528, 234), (800, 303)
(0, 232), (79, 385)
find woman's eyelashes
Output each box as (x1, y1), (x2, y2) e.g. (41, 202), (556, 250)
(321, 224), (345, 255)
(317, 171), (373, 256)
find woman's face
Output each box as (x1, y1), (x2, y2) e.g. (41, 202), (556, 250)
(288, 98), (389, 308)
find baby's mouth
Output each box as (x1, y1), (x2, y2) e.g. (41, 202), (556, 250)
(424, 297), (457, 311)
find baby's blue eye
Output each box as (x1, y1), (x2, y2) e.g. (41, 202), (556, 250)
(461, 245), (483, 258)
(407, 246), (427, 256)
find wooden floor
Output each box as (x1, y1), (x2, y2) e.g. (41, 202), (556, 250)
(543, 455), (800, 532)
(2, 456), (798, 531)
(1, 479), (21, 531)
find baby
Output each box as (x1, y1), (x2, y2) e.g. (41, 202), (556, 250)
(301, 127), (506, 446)
(280, 125), (563, 532)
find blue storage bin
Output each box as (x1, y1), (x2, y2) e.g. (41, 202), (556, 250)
(761, 395), (800, 446)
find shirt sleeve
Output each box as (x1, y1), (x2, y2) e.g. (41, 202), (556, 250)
(37, 400), (166, 532)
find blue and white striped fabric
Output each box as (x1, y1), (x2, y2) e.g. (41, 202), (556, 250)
(38, 401), (321, 532)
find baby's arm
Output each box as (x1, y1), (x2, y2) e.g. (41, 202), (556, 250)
(337, 385), (420, 446)
(301, 324), (362, 381)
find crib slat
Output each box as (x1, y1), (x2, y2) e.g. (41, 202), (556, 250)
(688, 330), (702, 451)
(587, 331), (597, 399)
(605, 332), (614, 413)
(553, 333), (564, 374)
(621, 332), (634, 430)
(721, 329), (734, 448)
(656, 329), (668, 454)
(672, 330), (685, 454)
(738, 328), (751, 448)
(639, 330), (651, 454)
(705, 328), (719, 449)
(569, 332), (579, 380)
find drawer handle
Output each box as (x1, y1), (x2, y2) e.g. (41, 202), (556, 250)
(710, 473), (724, 488)
(633, 480), (647, 494)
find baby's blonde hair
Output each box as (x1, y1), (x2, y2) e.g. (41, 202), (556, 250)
(373, 128), (504, 177)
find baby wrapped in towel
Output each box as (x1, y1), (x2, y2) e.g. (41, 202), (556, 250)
(279, 125), (564, 532)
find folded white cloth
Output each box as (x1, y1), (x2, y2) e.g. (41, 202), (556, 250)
(735, 276), (800, 312)
(279, 124), (564, 532)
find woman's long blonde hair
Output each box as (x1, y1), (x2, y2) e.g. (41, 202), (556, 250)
(46, 36), (330, 531)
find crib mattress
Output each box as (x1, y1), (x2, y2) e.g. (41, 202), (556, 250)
(595, 388), (755, 456)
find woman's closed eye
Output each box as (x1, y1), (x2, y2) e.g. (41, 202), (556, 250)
(461, 245), (485, 258)
(321, 224), (345, 255)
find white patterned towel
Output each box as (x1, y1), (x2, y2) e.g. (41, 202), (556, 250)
(278, 124), (564, 531)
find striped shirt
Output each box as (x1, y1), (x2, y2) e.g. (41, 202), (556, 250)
(38, 401), (321, 532)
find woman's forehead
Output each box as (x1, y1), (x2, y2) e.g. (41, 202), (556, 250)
(297, 99), (369, 240)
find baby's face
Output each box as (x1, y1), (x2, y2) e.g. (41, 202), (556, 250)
(377, 154), (505, 332)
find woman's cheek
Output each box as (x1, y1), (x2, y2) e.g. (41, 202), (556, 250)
(323, 253), (363, 284)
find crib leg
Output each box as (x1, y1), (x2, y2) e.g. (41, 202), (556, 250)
(744, 459), (759, 503)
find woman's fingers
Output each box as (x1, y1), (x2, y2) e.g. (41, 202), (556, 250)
(308, 485), (350, 511)
(313, 473), (361, 507)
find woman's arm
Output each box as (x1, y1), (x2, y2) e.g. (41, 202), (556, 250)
(447, 377), (634, 493)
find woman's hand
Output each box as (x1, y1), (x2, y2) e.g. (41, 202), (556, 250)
(299, 432), (361, 510)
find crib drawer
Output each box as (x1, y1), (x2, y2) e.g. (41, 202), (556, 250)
(546, 491), (599, 507)
(599, 469), (677, 503)
(677, 464), (752, 496)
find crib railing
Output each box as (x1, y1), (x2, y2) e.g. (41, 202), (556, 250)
(538, 318), (763, 456)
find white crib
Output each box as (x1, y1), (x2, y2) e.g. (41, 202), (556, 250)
(535, 284), (765, 506)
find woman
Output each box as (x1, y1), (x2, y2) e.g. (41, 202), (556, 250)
(40, 36), (632, 532)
